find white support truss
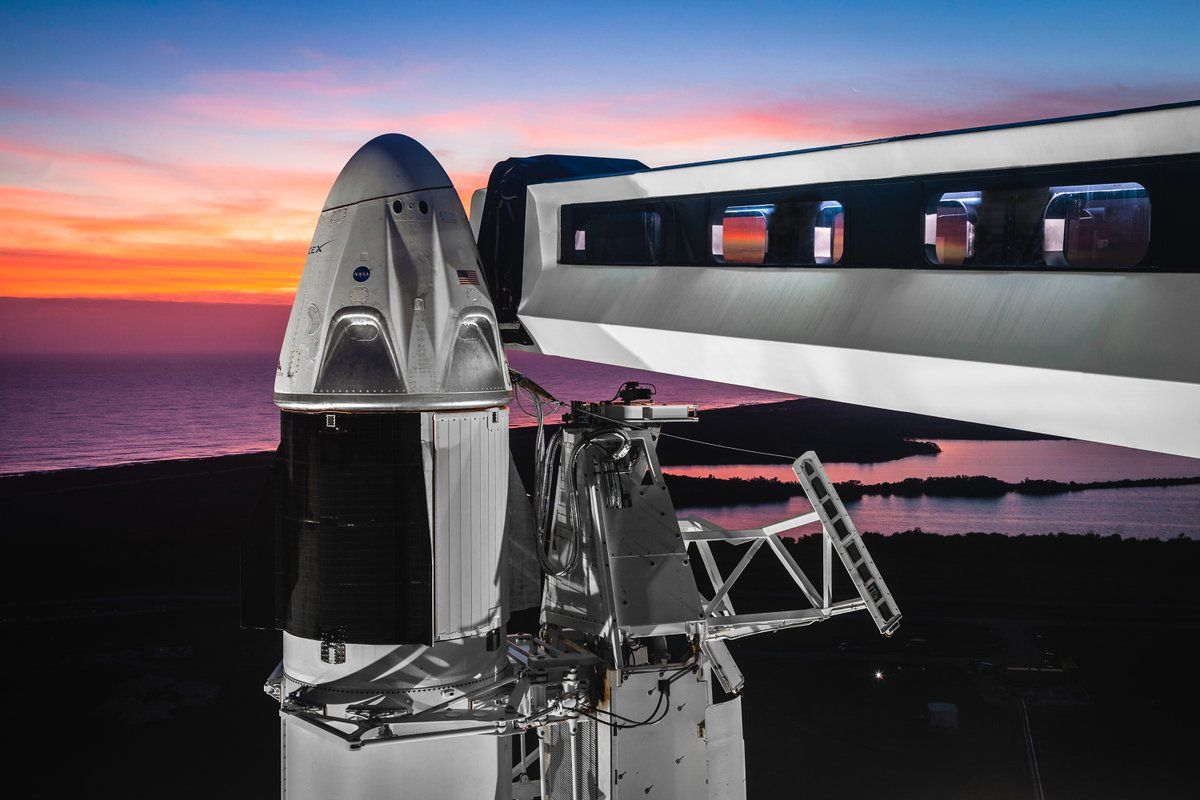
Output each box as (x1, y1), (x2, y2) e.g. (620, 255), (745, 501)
(679, 451), (902, 642)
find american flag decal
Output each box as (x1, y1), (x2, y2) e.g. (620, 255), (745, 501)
(456, 269), (480, 286)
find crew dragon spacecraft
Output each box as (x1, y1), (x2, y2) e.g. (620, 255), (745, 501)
(244, 133), (903, 799)
(246, 135), (522, 796)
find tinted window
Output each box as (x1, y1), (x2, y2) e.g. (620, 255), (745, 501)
(814, 201), (845, 265)
(924, 192), (980, 265)
(715, 204), (771, 264)
(567, 205), (662, 265)
(1043, 183), (1150, 268)
(558, 165), (1175, 271)
(712, 199), (845, 266)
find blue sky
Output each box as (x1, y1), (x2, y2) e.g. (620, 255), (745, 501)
(0, 0), (1197, 302)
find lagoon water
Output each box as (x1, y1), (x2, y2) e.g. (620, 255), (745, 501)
(3, 352), (1198, 538)
(665, 439), (1200, 484)
(665, 442), (1200, 538)
(675, 480), (1200, 539)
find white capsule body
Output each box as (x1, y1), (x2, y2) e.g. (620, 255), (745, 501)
(275, 135), (509, 412)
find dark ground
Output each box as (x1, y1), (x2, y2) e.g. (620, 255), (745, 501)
(3, 447), (1198, 798)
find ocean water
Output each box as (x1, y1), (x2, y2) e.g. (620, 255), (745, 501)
(3, 352), (1198, 538)
(2, 353), (281, 474)
(0, 352), (793, 475)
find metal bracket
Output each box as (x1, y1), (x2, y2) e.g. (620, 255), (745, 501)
(272, 635), (600, 752)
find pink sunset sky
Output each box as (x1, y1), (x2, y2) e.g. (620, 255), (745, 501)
(1, 1), (1197, 352)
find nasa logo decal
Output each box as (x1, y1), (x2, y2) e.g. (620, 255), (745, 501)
(352, 266), (371, 282)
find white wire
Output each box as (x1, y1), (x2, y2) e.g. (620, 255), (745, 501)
(569, 405), (798, 463)
(510, 370), (797, 463)
(510, 373), (797, 582)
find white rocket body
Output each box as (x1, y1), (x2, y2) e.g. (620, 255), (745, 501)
(271, 135), (513, 799)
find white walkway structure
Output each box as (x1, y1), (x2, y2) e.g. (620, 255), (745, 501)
(510, 103), (1200, 457)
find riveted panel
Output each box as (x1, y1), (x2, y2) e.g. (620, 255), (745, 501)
(431, 408), (508, 640)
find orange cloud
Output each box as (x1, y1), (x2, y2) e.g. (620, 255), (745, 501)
(3, 70), (1195, 308)
(0, 141), (490, 304)
(0, 244), (302, 301)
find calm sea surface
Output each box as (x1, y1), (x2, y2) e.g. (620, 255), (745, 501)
(0, 351), (793, 475)
(3, 353), (282, 474)
(3, 352), (1198, 538)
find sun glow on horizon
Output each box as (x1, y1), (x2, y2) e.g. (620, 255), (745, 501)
(2, 2), (1197, 306)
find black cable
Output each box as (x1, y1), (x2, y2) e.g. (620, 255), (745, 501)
(578, 692), (663, 729)
(577, 692), (667, 729)
(578, 659), (697, 729)
(586, 691), (664, 726)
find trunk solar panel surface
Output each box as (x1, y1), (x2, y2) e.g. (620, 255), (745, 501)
(276, 411), (432, 644)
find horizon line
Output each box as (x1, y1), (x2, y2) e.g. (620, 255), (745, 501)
(0, 294), (294, 306)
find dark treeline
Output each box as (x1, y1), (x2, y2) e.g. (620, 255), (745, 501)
(3, 450), (1197, 618)
(666, 472), (1200, 506)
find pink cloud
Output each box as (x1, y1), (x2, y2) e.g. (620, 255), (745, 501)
(0, 135), (162, 173)
(3, 61), (1196, 307)
(185, 66), (394, 98)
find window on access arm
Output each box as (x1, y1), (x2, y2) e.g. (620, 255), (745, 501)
(713, 204), (773, 265)
(924, 192), (981, 266)
(1043, 183), (1150, 268)
(571, 206), (662, 265)
(713, 200), (845, 266)
(813, 201), (844, 265)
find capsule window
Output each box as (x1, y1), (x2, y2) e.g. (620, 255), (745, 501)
(925, 191), (980, 265)
(1043, 183), (1150, 268)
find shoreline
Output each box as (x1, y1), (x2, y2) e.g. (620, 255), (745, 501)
(0, 450), (276, 495)
(665, 473), (1200, 507)
(3, 395), (1059, 478)
(2, 446), (1196, 542)
(3, 410), (1197, 798)
(8, 449), (1195, 514)
(514, 396), (1054, 469)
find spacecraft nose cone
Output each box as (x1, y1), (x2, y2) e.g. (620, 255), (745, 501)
(323, 134), (453, 211)
(275, 132), (510, 412)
